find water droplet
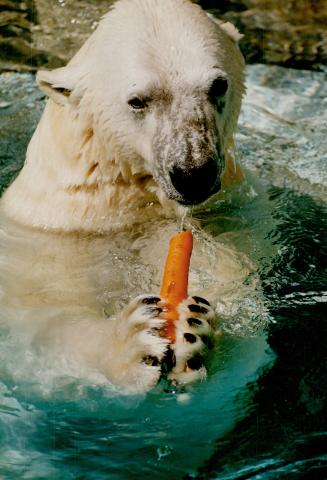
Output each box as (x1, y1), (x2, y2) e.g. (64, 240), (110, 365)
(0, 101), (11, 109)
(177, 392), (191, 403)
(180, 209), (188, 231)
(157, 445), (172, 460)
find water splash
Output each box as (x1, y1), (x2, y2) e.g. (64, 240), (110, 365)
(180, 206), (194, 231)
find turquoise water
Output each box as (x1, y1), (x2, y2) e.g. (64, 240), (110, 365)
(0, 335), (271, 479)
(0, 65), (326, 479)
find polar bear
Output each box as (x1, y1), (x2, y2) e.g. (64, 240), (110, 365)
(0, 0), (247, 393)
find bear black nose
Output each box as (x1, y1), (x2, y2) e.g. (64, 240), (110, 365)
(169, 158), (220, 205)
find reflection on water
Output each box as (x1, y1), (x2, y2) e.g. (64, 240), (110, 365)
(197, 189), (327, 479)
(0, 65), (326, 478)
(238, 64), (327, 202)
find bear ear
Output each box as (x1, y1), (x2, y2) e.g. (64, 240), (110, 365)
(36, 66), (83, 106)
(218, 21), (243, 43)
(207, 13), (243, 43)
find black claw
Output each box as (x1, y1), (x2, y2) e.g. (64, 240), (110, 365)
(144, 306), (162, 315)
(192, 296), (210, 306)
(187, 317), (202, 327)
(189, 304), (209, 315)
(148, 327), (160, 335)
(161, 346), (176, 374)
(141, 296), (161, 305)
(143, 355), (160, 366)
(187, 355), (203, 370)
(184, 333), (197, 344)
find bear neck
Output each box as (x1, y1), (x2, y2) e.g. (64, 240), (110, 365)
(2, 100), (177, 232)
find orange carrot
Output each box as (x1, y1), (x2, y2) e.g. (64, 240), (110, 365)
(160, 230), (193, 342)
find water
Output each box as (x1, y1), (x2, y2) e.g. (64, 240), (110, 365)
(0, 65), (326, 478)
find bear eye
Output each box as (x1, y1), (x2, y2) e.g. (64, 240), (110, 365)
(127, 96), (147, 110)
(208, 77), (229, 101)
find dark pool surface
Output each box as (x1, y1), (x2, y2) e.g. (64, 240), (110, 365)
(0, 65), (326, 479)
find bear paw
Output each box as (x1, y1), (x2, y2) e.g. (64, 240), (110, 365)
(112, 294), (169, 391)
(113, 295), (216, 391)
(165, 296), (216, 386)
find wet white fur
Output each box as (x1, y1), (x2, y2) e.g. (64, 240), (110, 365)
(1, 0), (245, 232)
(0, 0), (247, 393)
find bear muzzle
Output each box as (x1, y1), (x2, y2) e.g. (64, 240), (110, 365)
(168, 157), (222, 205)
